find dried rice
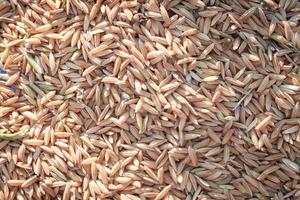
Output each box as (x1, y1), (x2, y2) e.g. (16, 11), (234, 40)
(0, 0), (300, 199)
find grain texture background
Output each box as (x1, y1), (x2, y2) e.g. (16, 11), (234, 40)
(0, 0), (300, 199)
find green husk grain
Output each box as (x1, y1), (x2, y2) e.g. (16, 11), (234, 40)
(270, 34), (291, 46)
(35, 81), (57, 91)
(0, 128), (28, 140)
(20, 48), (44, 74)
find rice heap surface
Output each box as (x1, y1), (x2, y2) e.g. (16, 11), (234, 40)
(0, 0), (300, 199)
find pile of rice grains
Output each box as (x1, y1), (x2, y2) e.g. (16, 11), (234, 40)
(0, 0), (300, 199)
